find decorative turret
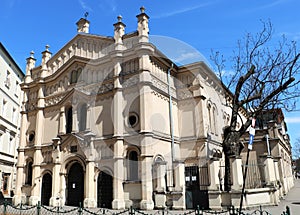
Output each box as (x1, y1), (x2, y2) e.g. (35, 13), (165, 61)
(41, 45), (51, 67)
(41, 45), (52, 77)
(25, 51), (36, 83)
(113, 15), (126, 44)
(76, 17), (90, 33)
(136, 6), (149, 42)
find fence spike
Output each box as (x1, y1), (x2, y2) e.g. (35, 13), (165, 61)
(37, 201), (41, 215)
(78, 202), (83, 215)
(3, 200), (7, 215)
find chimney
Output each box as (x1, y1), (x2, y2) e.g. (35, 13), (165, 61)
(136, 6), (149, 42)
(76, 18), (90, 33)
(25, 51), (36, 83)
(113, 15), (126, 44)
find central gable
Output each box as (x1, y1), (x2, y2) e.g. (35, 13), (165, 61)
(46, 34), (114, 77)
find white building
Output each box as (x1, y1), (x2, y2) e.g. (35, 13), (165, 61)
(0, 42), (24, 198)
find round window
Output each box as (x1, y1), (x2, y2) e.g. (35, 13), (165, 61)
(128, 113), (138, 128)
(28, 132), (35, 142)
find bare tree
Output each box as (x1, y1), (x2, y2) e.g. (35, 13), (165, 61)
(211, 21), (300, 191)
(293, 138), (300, 159)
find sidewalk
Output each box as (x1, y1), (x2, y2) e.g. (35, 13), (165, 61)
(257, 179), (300, 214)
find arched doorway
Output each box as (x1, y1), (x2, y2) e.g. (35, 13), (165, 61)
(97, 171), (113, 208)
(41, 173), (52, 206)
(67, 162), (84, 206)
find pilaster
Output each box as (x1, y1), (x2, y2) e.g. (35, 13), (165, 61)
(153, 161), (167, 209)
(172, 161), (185, 210)
(112, 140), (125, 209)
(72, 109), (78, 133)
(208, 159), (220, 190)
(13, 92), (28, 205)
(50, 138), (63, 207)
(139, 55), (152, 133)
(230, 156), (243, 191)
(261, 155), (276, 186)
(59, 106), (66, 134)
(140, 156), (154, 210)
(84, 161), (96, 208)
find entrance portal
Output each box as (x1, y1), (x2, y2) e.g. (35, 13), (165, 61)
(185, 165), (209, 209)
(41, 173), (52, 206)
(97, 171), (113, 208)
(67, 162), (84, 206)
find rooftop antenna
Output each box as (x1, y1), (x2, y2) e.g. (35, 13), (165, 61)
(84, 12), (89, 19)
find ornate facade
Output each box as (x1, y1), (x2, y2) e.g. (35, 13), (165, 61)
(12, 8), (293, 210)
(0, 42), (24, 198)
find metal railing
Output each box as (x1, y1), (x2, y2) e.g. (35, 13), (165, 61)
(0, 201), (291, 215)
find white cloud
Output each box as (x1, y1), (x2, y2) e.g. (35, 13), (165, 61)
(257, 0), (289, 10)
(78, 0), (93, 12)
(173, 52), (200, 63)
(97, 0), (117, 12)
(279, 32), (300, 41)
(285, 117), (300, 123)
(152, 2), (213, 19)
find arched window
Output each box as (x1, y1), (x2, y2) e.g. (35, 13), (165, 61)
(70, 68), (82, 84)
(71, 70), (78, 84)
(207, 101), (218, 135)
(26, 161), (33, 186)
(66, 106), (73, 134)
(79, 104), (87, 132)
(212, 106), (217, 135)
(128, 150), (138, 181)
(207, 103), (212, 133)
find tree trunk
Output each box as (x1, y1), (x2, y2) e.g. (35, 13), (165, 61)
(222, 129), (243, 191)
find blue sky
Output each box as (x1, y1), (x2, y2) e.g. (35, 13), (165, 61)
(1, 0), (300, 148)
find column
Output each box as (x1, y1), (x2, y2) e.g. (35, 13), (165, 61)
(60, 173), (67, 206)
(208, 159), (223, 209)
(140, 155), (154, 210)
(154, 162), (166, 209)
(86, 103), (91, 131)
(58, 106), (66, 134)
(273, 158), (281, 203)
(230, 156), (243, 190)
(29, 147), (42, 205)
(72, 108), (78, 133)
(84, 135), (96, 208)
(84, 161), (96, 207)
(112, 60), (125, 209)
(209, 158), (221, 190)
(112, 140), (125, 209)
(50, 138), (62, 206)
(13, 91), (28, 205)
(262, 155), (276, 186)
(172, 160), (185, 210)
(155, 162), (167, 192)
(139, 55), (152, 133)
(29, 86), (44, 205)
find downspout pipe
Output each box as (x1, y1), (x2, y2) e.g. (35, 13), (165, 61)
(167, 63), (175, 162)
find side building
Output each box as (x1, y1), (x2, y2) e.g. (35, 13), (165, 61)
(238, 109), (294, 206)
(0, 42), (24, 198)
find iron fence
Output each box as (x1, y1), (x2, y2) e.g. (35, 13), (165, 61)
(0, 201), (291, 215)
(242, 160), (265, 189)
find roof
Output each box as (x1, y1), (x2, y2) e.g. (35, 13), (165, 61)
(0, 42), (25, 78)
